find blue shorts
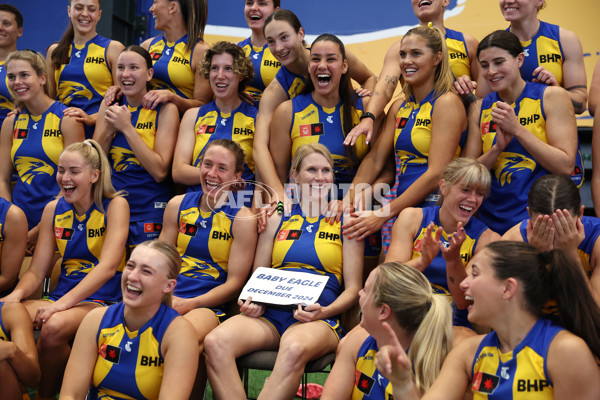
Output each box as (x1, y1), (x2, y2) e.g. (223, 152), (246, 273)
(260, 306), (345, 339)
(128, 220), (163, 246)
(43, 296), (110, 306)
(210, 307), (228, 324)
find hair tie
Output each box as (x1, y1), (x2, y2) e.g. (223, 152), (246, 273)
(83, 140), (93, 148)
(427, 22), (433, 29)
(276, 201), (284, 215)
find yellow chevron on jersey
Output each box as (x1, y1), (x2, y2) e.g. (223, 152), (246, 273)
(240, 38), (281, 103)
(272, 215), (343, 285)
(290, 100), (368, 172)
(446, 33), (471, 79)
(148, 37), (194, 99)
(11, 112), (64, 172)
(0, 60), (14, 120)
(177, 207), (233, 278)
(192, 110), (219, 162)
(518, 22), (563, 86)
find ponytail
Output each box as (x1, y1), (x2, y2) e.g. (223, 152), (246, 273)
(487, 241), (600, 359)
(51, 24), (75, 69)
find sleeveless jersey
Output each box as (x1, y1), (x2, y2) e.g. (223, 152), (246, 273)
(381, 90), (462, 250)
(11, 101), (66, 229)
(477, 82), (549, 235)
(90, 302), (179, 400)
(510, 21), (564, 86)
(147, 34), (195, 100)
(271, 204), (343, 306)
(175, 191), (241, 299)
(352, 335), (392, 399)
(412, 206), (488, 297)
(54, 35), (113, 117)
(190, 100), (256, 194)
(0, 302), (9, 341)
(0, 61), (14, 127)
(290, 93), (368, 191)
(50, 197), (125, 302)
(446, 28), (472, 80)
(518, 215), (600, 277)
(238, 37), (281, 107)
(275, 65), (306, 100)
(471, 318), (562, 399)
(109, 98), (173, 222)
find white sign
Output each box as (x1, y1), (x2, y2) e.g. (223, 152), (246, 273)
(239, 267), (329, 307)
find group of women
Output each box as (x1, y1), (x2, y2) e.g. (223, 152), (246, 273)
(0, 0), (599, 399)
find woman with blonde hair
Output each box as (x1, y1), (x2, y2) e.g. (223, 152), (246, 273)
(61, 240), (199, 400)
(321, 262), (452, 398)
(1, 139), (128, 400)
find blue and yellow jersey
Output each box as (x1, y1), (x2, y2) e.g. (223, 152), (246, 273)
(0, 60), (14, 128)
(477, 82), (549, 234)
(518, 215), (600, 276)
(352, 335), (392, 399)
(392, 90), (461, 198)
(511, 21), (564, 86)
(271, 204), (343, 307)
(11, 101), (66, 229)
(147, 34), (196, 100)
(0, 302), (9, 341)
(54, 35), (113, 118)
(290, 93), (368, 188)
(446, 28), (472, 80)
(471, 318), (561, 399)
(90, 302), (179, 400)
(275, 65), (306, 100)
(109, 97), (173, 222)
(50, 197), (124, 302)
(238, 37), (281, 107)
(174, 191), (240, 299)
(412, 206), (488, 297)
(190, 100), (256, 193)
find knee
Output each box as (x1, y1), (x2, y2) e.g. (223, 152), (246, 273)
(277, 340), (310, 369)
(38, 317), (72, 347)
(204, 330), (231, 364)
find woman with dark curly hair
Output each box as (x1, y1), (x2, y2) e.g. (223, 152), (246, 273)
(173, 41), (257, 203)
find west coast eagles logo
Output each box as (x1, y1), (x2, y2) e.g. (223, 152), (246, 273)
(58, 81), (93, 105)
(180, 255), (220, 280)
(493, 153), (536, 186)
(110, 147), (141, 171)
(15, 157), (54, 184)
(395, 151), (426, 176)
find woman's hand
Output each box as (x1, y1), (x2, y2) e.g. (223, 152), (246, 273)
(343, 209), (387, 241)
(34, 301), (68, 329)
(527, 214), (555, 252)
(293, 303), (324, 323)
(440, 223), (466, 262)
(454, 75), (477, 97)
(63, 107), (95, 126)
(532, 66), (559, 87)
(238, 297), (265, 318)
(171, 296), (197, 316)
(375, 322), (414, 389)
(551, 209), (585, 251)
(419, 222), (443, 269)
(104, 104), (132, 133)
(142, 90), (174, 110)
(104, 85), (123, 106)
(491, 101), (521, 138)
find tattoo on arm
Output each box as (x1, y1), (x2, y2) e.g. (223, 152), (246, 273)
(384, 75), (399, 87)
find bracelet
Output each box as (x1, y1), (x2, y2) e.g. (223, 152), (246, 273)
(359, 112), (375, 122)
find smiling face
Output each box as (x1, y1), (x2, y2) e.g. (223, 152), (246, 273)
(265, 19), (304, 68)
(149, 0), (175, 31)
(122, 245), (176, 309)
(209, 53), (242, 100)
(291, 152), (333, 201)
(440, 178), (486, 225)
(478, 46), (523, 92)
(411, 0), (449, 22)
(460, 249), (506, 325)
(68, 0), (101, 36)
(116, 51), (152, 96)
(399, 34), (441, 88)
(308, 40), (348, 99)
(499, 0), (543, 22)
(57, 150), (99, 209)
(199, 144), (242, 202)
(244, 0), (277, 32)
(6, 59), (46, 103)
(0, 10), (22, 49)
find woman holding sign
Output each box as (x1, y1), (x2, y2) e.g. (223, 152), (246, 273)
(160, 138), (257, 397)
(205, 143), (363, 399)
